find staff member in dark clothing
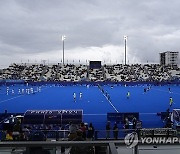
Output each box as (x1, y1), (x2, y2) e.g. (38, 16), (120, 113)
(113, 123), (118, 140)
(132, 117), (137, 129)
(106, 121), (111, 139)
(124, 117), (129, 129)
(87, 123), (94, 141)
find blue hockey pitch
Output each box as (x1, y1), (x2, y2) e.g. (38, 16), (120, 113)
(0, 83), (180, 129)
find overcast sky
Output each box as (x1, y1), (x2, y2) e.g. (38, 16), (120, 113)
(0, 0), (180, 67)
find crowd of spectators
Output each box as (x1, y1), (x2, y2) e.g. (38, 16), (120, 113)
(1, 114), (139, 142)
(1, 119), (95, 153)
(104, 64), (180, 82)
(88, 68), (104, 81)
(0, 114), (96, 142)
(0, 63), (180, 82)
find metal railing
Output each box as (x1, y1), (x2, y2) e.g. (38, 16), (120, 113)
(0, 140), (127, 154)
(1, 140), (180, 154)
(0, 128), (178, 141)
(0, 128), (179, 154)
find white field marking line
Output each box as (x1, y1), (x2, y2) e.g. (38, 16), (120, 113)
(139, 113), (157, 115)
(84, 113), (157, 115)
(171, 92), (180, 96)
(152, 87), (180, 96)
(98, 87), (119, 113)
(0, 95), (25, 104)
(84, 114), (107, 116)
(103, 93), (119, 113)
(0, 85), (53, 104)
(151, 87), (169, 93)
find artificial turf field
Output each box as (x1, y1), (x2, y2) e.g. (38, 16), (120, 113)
(0, 83), (180, 129)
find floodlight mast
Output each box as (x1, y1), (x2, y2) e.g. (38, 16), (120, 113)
(62, 35), (66, 65)
(124, 36), (128, 65)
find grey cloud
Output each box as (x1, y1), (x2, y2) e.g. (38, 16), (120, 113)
(0, 0), (180, 65)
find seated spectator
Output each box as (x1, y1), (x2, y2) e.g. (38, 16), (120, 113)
(12, 120), (21, 141)
(70, 130), (86, 154)
(22, 126), (31, 141)
(68, 121), (78, 141)
(73, 130), (84, 141)
(79, 122), (86, 140)
(5, 130), (13, 141)
(0, 130), (6, 141)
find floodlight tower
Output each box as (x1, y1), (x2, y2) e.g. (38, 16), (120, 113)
(61, 35), (66, 65)
(124, 35), (128, 65)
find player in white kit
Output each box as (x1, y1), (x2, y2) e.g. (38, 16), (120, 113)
(73, 92), (76, 102)
(80, 92), (82, 99)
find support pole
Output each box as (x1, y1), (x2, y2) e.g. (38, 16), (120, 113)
(125, 38), (127, 65)
(124, 35), (128, 65)
(63, 39), (64, 65)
